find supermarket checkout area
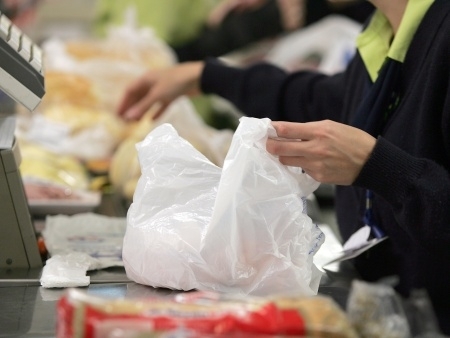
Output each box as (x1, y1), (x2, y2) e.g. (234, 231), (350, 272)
(0, 11), (359, 337)
(1, 119), (355, 337)
(1, 105), (355, 337)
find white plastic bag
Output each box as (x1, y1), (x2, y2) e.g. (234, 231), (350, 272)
(123, 117), (324, 296)
(265, 15), (362, 74)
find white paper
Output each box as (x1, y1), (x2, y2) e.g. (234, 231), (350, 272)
(323, 236), (388, 267)
(343, 225), (371, 252)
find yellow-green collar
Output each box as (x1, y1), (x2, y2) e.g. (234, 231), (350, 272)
(357, 0), (434, 82)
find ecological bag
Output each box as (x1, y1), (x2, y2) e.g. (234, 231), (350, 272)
(123, 117), (324, 296)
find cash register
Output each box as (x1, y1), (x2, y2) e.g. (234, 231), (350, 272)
(0, 10), (45, 271)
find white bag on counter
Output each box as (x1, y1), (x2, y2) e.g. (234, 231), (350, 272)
(122, 117), (324, 296)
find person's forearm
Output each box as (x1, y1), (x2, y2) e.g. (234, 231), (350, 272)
(200, 58), (347, 123)
(201, 58), (290, 120)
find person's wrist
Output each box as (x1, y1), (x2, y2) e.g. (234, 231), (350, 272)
(183, 61), (205, 94)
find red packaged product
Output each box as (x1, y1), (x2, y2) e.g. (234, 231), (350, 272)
(57, 289), (357, 337)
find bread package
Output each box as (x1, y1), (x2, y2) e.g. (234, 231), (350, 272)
(57, 289), (358, 338)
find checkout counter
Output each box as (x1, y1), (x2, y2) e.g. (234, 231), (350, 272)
(0, 234), (357, 337)
(0, 179), (357, 337)
(0, 11), (358, 337)
(0, 266), (357, 337)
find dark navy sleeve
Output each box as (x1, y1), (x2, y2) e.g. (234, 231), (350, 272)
(200, 57), (347, 123)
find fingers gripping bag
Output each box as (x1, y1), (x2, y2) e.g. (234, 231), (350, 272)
(122, 117), (325, 296)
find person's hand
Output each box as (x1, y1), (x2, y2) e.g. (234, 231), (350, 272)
(116, 62), (205, 121)
(266, 120), (377, 185)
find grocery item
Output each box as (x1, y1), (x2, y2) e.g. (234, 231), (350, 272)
(42, 104), (125, 140)
(108, 111), (154, 199)
(19, 141), (89, 190)
(41, 71), (100, 109)
(18, 142), (102, 215)
(24, 181), (81, 200)
(64, 39), (173, 70)
(109, 137), (142, 199)
(57, 289), (358, 337)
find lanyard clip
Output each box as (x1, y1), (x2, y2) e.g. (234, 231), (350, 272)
(364, 190), (386, 239)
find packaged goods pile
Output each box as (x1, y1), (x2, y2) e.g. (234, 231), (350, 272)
(16, 22), (232, 206)
(16, 23), (176, 161)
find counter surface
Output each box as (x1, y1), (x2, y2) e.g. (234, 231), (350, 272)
(0, 262), (357, 337)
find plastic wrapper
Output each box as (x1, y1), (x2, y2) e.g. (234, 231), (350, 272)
(403, 289), (446, 337)
(347, 280), (446, 338)
(19, 140), (89, 190)
(42, 213), (127, 269)
(346, 280), (411, 338)
(41, 17), (176, 113)
(123, 117), (324, 296)
(40, 252), (95, 288)
(56, 289), (358, 337)
(18, 140), (101, 215)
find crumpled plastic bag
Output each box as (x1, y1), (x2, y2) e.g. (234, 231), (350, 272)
(40, 252), (101, 288)
(265, 15), (362, 74)
(123, 117), (325, 296)
(346, 280), (445, 338)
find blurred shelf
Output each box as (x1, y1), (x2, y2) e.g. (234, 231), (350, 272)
(24, 0), (97, 42)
